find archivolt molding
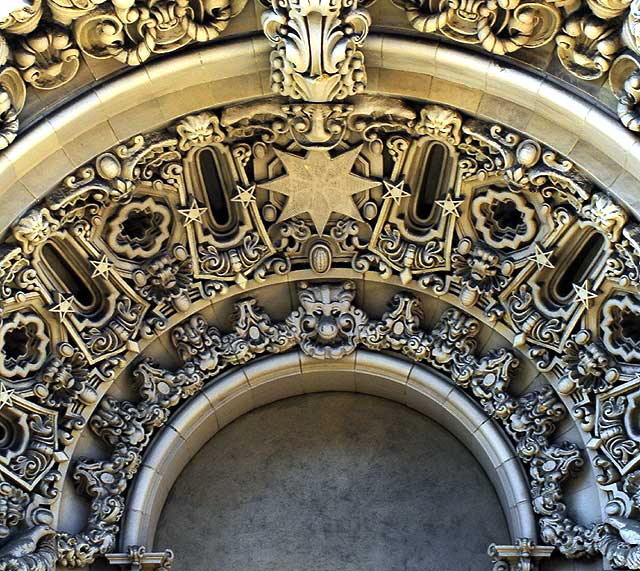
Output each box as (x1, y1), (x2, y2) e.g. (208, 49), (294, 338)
(57, 282), (578, 568)
(4, 0), (640, 140)
(1, 94), (640, 568)
(119, 350), (538, 552)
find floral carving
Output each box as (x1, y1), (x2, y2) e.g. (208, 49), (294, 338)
(0, 64), (24, 151)
(0, 0), (636, 151)
(13, 25), (80, 89)
(610, 56), (640, 132)
(262, 0), (370, 101)
(0, 526), (56, 571)
(59, 283), (615, 567)
(0, 0), (42, 35)
(0, 480), (29, 539)
(72, 0), (247, 66)
(556, 12), (621, 80)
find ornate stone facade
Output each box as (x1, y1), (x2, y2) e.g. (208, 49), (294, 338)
(3, 0), (640, 138)
(0, 92), (637, 568)
(1, 0), (640, 568)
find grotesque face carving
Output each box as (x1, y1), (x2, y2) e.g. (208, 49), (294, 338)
(415, 104), (462, 145)
(452, 239), (514, 307)
(428, 307), (479, 366)
(287, 281), (367, 358)
(559, 330), (619, 395)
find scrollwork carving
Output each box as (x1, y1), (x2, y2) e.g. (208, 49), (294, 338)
(392, 0), (561, 55)
(261, 0), (370, 101)
(60, 281), (618, 566)
(0, 95), (640, 571)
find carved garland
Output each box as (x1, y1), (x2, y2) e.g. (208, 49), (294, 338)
(1, 95), (640, 569)
(1, 0), (640, 138)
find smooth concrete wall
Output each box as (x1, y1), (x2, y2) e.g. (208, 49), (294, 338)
(154, 392), (510, 571)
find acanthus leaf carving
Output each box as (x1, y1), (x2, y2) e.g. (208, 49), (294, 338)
(261, 0), (370, 101)
(59, 281), (625, 567)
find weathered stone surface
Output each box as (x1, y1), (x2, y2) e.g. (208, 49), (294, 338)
(155, 393), (510, 570)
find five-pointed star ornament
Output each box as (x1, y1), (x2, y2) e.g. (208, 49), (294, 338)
(573, 281), (598, 309)
(527, 244), (555, 270)
(435, 195), (464, 218)
(259, 146), (380, 234)
(382, 179), (410, 206)
(231, 184), (256, 208)
(0, 382), (14, 411)
(51, 293), (75, 319)
(90, 255), (112, 278)
(178, 200), (208, 225)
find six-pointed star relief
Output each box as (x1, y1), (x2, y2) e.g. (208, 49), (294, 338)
(260, 146), (380, 233)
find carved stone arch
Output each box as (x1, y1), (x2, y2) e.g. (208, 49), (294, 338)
(120, 350), (537, 550)
(2, 36), (640, 227)
(3, 25), (640, 571)
(45, 272), (605, 570)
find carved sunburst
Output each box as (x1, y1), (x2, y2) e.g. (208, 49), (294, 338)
(260, 146), (380, 233)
